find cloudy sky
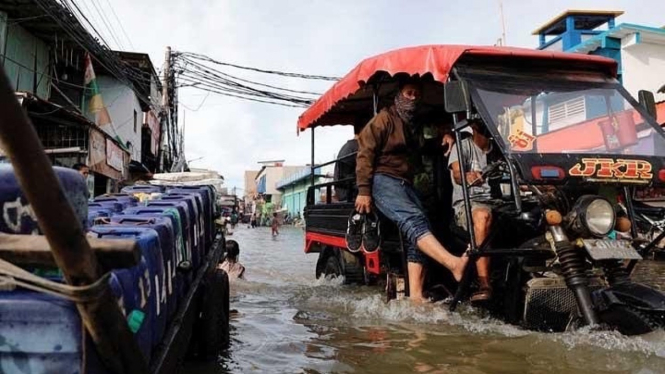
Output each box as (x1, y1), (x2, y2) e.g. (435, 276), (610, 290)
(87, 0), (664, 191)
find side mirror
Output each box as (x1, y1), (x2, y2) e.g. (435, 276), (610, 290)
(638, 90), (657, 119)
(444, 81), (471, 113)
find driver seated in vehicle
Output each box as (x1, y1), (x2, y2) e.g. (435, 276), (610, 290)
(448, 119), (502, 302)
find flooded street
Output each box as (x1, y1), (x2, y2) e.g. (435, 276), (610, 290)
(185, 226), (665, 374)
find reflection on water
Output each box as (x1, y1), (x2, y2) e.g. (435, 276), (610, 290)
(183, 227), (665, 374)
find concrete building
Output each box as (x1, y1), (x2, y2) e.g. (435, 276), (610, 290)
(244, 170), (259, 197)
(0, 4), (134, 196)
(254, 160), (304, 207)
(243, 170), (259, 213)
(97, 52), (163, 176)
(0, 3), (166, 197)
(276, 167), (327, 218)
(534, 10), (665, 102)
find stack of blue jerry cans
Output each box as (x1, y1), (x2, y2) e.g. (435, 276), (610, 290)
(0, 165), (217, 373)
(0, 166), (101, 373)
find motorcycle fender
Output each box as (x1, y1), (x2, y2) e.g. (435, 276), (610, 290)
(593, 282), (665, 312)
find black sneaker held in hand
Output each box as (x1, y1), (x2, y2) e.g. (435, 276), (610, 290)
(345, 211), (364, 253)
(362, 211), (381, 253)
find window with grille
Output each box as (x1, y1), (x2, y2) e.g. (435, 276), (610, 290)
(548, 96), (586, 130)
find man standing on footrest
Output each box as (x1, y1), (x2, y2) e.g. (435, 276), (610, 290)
(353, 75), (468, 303)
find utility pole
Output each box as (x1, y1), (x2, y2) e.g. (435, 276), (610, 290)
(159, 46), (171, 172)
(499, 1), (507, 46)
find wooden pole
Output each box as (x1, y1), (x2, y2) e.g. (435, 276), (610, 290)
(0, 234), (140, 271)
(0, 68), (148, 372)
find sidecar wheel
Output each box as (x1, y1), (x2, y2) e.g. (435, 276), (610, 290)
(599, 305), (662, 336)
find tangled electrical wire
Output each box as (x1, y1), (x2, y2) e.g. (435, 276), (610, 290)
(172, 51), (340, 108)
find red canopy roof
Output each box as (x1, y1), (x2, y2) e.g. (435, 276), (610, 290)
(297, 45), (617, 131)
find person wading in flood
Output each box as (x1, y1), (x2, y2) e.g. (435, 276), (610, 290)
(219, 240), (245, 279)
(354, 76), (469, 303)
(271, 212), (280, 236)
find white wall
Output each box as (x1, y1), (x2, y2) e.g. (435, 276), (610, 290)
(263, 167), (285, 195)
(542, 38), (563, 52)
(621, 40), (665, 103)
(96, 76), (143, 161)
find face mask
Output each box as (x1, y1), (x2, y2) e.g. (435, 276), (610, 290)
(394, 92), (419, 123)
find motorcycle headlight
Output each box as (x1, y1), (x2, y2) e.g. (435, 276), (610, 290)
(567, 195), (616, 237)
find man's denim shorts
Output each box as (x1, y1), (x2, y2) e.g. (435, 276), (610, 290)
(372, 173), (430, 264)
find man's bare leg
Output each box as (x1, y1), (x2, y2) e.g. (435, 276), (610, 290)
(472, 208), (492, 295)
(408, 262), (427, 303)
(416, 233), (469, 282)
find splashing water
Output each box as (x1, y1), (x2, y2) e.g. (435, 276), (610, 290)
(183, 226), (665, 374)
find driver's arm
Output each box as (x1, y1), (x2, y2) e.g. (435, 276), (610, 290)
(450, 161), (483, 186)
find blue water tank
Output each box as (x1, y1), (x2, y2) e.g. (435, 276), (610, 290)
(0, 165), (88, 234)
(109, 215), (179, 321)
(165, 193), (206, 254)
(96, 193), (139, 202)
(0, 291), (114, 373)
(89, 226), (166, 353)
(145, 201), (197, 267)
(87, 209), (112, 227)
(155, 197), (202, 267)
(93, 195), (139, 210)
(168, 186), (216, 244)
(120, 207), (191, 295)
(106, 262), (153, 361)
(88, 202), (124, 214)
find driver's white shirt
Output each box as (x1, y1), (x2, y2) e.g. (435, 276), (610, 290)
(448, 137), (493, 206)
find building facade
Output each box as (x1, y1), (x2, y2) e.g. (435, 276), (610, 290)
(254, 161), (304, 207)
(0, 3), (164, 197)
(276, 166), (333, 218)
(276, 167), (319, 218)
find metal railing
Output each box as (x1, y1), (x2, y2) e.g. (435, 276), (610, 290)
(307, 151), (358, 206)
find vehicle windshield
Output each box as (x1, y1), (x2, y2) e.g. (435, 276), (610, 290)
(464, 69), (665, 157)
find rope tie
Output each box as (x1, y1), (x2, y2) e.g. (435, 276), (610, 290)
(0, 258), (111, 303)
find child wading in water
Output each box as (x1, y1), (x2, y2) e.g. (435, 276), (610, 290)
(271, 212), (280, 236)
(218, 240), (245, 279)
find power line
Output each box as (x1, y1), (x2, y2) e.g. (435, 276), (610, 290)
(86, 0), (125, 50)
(175, 74), (312, 107)
(102, 0), (135, 50)
(172, 57), (322, 108)
(60, 0), (112, 50)
(179, 91), (210, 112)
(177, 56), (322, 96)
(174, 51), (340, 81)
(176, 69), (314, 104)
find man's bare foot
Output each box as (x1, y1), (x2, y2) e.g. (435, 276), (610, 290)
(451, 252), (470, 282)
(409, 295), (430, 304)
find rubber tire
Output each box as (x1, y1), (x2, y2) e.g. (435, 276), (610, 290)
(340, 250), (365, 285)
(197, 268), (230, 358)
(599, 305), (661, 336)
(316, 251), (343, 280)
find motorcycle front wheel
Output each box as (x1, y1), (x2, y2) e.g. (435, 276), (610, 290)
(598, 305), (663, 336)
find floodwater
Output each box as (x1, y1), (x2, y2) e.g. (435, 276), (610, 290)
(184, 226), (665, 374)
